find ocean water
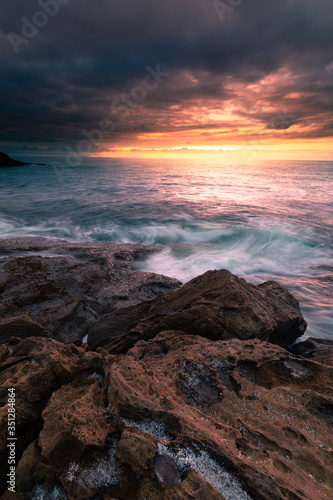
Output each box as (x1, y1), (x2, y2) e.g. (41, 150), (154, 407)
(0, 156), (332, 340)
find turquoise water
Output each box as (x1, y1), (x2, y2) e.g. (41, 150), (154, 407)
(0, 156), (332, 339)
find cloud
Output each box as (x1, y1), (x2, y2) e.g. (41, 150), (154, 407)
(0, 0), (332, 150)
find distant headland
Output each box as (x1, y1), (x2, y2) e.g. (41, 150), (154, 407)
(0, 151), (46, 167)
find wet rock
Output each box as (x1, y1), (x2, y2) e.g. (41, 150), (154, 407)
(291, 337), (333, 366)
(0, 238), (181, 344)
(0, 344), (9, 363)
(88, 269), (306, 352)
(105, 331), (333, 500)
(0, 315), (47, 343)
(154, 453), (181, 485)
(59, 436), (120, 500)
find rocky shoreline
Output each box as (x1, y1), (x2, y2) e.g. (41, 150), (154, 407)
(0, 239), (332, 499)
(0, 238), (181, 345)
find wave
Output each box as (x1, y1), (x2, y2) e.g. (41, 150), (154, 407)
(132, 225), (330, 280)
(0, 218), (330, 276)
(1, 216), (332, 339)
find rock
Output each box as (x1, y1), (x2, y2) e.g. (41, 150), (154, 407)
(1, 333), (333, 499)
(166, 470), (227, 500)
(88, 269), (307, 352)
(14, 439), (57, 493)
(105, 331), (333, 500)
(58, 436), (120, 500)
(154, 453), (181, 485)
(291, 338), (333, 366)
(0, 238), (181, 344)
(39, 379), (114, 470)
(115, 427), (157, 473)
(0, 315), (47, 343)
(138, 470), (227, 500)
(0, 152), (46, 167)
(0, 337), (97, 495)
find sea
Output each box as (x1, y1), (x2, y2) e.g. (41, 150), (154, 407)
(0, 156), (332, 340)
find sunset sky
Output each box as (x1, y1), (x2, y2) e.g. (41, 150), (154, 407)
(1, 0), (333, 160)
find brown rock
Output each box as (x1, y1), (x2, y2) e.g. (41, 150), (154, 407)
(88, 269), (307, 352)
(115, 426), (157, 473)
(14, 439), (57, 493)
(138, 470), (227, 500)
(0, 315), (47, 343)
(0, 344), (9, 363)
(59, 436), (120, 500)
(1, 331), (333, 500)
(0, 336), (104, 495)
(39, 379), (113, 469)
(165, 470), (227, 500)
(0, 238), (181, 344)
(104, 331), (333, 500)
(1, 491), (21, 500)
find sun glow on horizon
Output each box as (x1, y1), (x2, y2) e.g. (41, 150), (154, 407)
(94, 137), (333, 161)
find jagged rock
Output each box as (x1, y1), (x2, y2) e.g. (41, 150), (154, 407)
(13, 439), (57, 493)
(0, 337), (99, 495)
(1, 333), (333, 499)
(105, 331), (333, 500)
(291, 337), (333, 366)
(0, 315), (47, 343)
(39, 379), (114, 469)
(88, 269), (307, 352)
(0, 238), (181, 344)
(0, 344), (9, 363)
(115, 427), (157, 473)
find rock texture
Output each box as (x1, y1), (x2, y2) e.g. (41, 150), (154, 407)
(291, 337), (333, 366)
(0, 239), (328, 500)
(88, 269), (307, 353)
(1, 333), (332, 500)
(0, 315), (47, 344)
(0, 238), (181, 344)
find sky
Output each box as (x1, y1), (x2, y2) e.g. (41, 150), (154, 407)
(1, 0), (333, 160)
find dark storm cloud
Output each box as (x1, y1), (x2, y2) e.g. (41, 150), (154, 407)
(0, 0), (332, 149)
